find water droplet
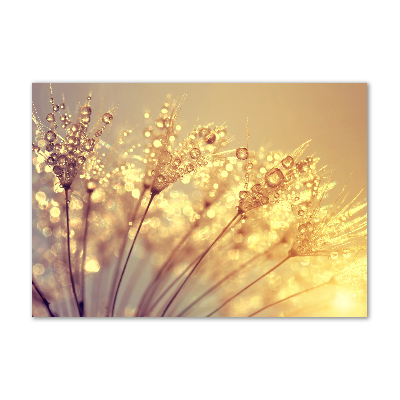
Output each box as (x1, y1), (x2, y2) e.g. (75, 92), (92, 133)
(102, 113), (113, 124)
(306, 156), (313, 164)
(198, 127), (210, 138)
(81, 139), (94, 152)
(204, 132), (216, 144)
(46, 143), (55, 152)
(78, 155), (86, 165)
(282, 155), (294, 169)
(54, 144), (62, 154)
(190, 148), (201, 159)
(53, 165), (63, 176)
(71, 124), (79, 133)
(298, 224), (307, 233)
(265, 168), (284, 188)
(32, 143), (39, 152)
(60, 103), (65, 109)
(58, 155), (67, 166)
(330, 252), (338, 260)
(173, 158), (181, 167)
(46, 155), (57, 166)
(251, 184), (262, 193)
(80, 106), (91, 116)
(298, 210), (305, 216)
(46, 113), (55, 122)
(236, 147), (249, 160)
(45, 130), (56, 142)
(53, 104), (59, 112)
(156, 174), (167, 185)
(81, 115), (90, 124)
(187, 164), (195, 173)
(246, 162), (253, 171)
(239, 191), (248, 200)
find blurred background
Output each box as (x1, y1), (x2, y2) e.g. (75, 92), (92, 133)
(32, 83), (367, 200)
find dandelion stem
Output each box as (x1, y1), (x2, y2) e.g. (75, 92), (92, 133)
(161, 212), (241, 317)
(176, 250), (268, 317)
(143, 255), (202, 316)
(79, 188), (93, 316)
(65, 188), (83, 317)
(110, 192), (156, 317)
(107, 187), (146, 314)
(206, 255), (290, 317)
(32, 279), (55, 317)
(137, 219), (201, 317)
(248, 282), (329, 317)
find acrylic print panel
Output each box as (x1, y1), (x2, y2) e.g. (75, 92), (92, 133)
(32, 83), (367, 318)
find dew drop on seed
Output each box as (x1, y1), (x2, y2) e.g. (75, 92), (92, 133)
(330, 252), (338, 260)
(298, 224), (307, 233)
(236, 147), (249, 160)
(190, 148), (201, 159)
(58, 155), (67, 166)
(102, 113), (113, 124)
(46, 113), (55, 122)
(173, 158), (181, 167)
(53, 104), (59, 112)
(204, 132), (216, 144)
(53, 165), (63, 175)
(80, 106), (91, 116)
(45, 130), (56, 142)
(46, 155), (57, 166)
(187, 164), (195, 173)
(265, 168), (284, 188)
(81, 116), (90, 124)
(251, 184), (262, 193)
(282, 156), (294, 169)
(46, 143), (54, 152)
(239, 191), (248, 200)
(60, 103), (65, 109)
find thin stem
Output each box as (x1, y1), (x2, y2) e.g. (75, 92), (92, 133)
(32, 279), (55, 317)
(136, 219), (201, 317)
(176, 250), (268, 317)
(143, 255), (202, 316)
(120, 249), (150, 313)
(161, 212), (241, 317)
(110, 192), (156, 317)
(248, 282), (329, 317)
(80, 189), (92, 316)
(65, 188), (83, 317)
(107, 187), (146, 313)
(206, 255), (290, 317)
